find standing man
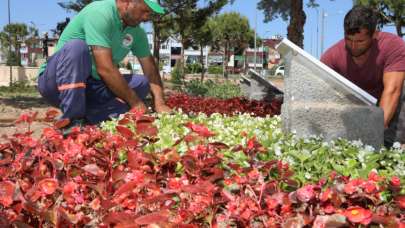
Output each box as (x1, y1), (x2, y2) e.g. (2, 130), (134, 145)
(321, 5), (405, 148)
(37, 0), (171, 127)
(42, 32), (49, 60)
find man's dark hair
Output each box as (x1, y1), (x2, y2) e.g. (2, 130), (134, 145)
(344, 5), (378, 36)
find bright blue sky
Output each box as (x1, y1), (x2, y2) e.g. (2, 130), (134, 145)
(0, 0), (398, 58)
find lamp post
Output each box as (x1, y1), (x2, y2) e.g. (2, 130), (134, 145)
(8, 0), (12, 86)
(254, 9), (257, 71)
(320, 9), (326, 56)
(313, 7), (320, 58)
(320, 9), (344, 56)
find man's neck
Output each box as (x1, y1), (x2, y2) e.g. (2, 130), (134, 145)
(116, 0), (127, 28)
(352, 50), (371, 66)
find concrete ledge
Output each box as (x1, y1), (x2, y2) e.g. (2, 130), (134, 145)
(282, 101), (384, 149)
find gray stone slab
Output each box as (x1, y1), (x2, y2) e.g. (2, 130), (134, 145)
(282, 102), (383, 147)
(276, 39), (384, 149)
(240, 69), (283, 100)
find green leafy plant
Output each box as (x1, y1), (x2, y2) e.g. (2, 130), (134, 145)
(0, 80), (38, 97)
(185, 63), (203, 74)
(184, 79), (208, 96)
(170, 62), (185, 88)
(183, 79), (241, 99)
(208, 65), (223, 75)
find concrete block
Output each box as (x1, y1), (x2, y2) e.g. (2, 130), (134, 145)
(282, 101), (384, 148)
(240, 69), (283, 100)
(277, 39), (384, 149)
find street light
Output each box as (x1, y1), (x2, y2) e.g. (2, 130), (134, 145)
(8, 0), (12, 86)
(320, 9), (344, 56)
(312, 7), (320, 58)
(254, 8), (257, 71)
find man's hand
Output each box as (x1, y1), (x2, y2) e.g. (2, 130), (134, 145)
(130, 100), (148, 113)
(154, 103), (172, 113)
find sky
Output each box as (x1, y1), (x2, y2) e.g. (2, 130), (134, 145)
(0, 0), (398, 59)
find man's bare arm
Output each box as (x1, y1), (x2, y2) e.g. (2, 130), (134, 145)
(138, 56), (171, 112)
(91, 46), (146, 111)
(379, 71), (405, 128)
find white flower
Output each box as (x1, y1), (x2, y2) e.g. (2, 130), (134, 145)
(274, 145), (282, 156)
(364, 145), (375, 152)
(352, 140), (363, 147)
(393, 142), (401, 149)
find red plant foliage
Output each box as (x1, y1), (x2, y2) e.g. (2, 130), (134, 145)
(0, 111), (403, 227)
(166, 93), (282, 117)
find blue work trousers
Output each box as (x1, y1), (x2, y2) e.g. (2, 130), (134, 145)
(38, 39), (150, 124)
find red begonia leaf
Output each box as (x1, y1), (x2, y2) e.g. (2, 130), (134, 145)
(136, 122), (157, 137)
(44, 109), (60, 122)
(103, 212), (138, 225)
(82, 164), (106, 177)
(0, 181), (15, 207)
(395, 195), (405, 209)
(134, 210), (169, 225)
(181, 155), (198, 175)
(116, 125), (134, 139)
(54, 118), (71, 129)
(313, 215), (347, 228)
(113, 180), (139, 197)
(118, 117), (131, 125)
(38, 178), (58, 195)
(181, 181), (216, 194)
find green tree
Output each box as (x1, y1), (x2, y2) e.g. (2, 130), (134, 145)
(162, 0), (227, 75)
(57, 0), (92, 12)
(257, 0), (321, 48)
(355, 0), (405, 37)
(56, 0), (91, 36)
(193, 21), (213, 82)
(209, 12), (255, 78)
(0, 23), (36, 66)
(151, 12), (174, 64)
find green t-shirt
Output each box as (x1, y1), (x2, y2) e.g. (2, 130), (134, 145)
(39, 0), (151, 79)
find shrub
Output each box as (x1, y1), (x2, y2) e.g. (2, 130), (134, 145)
(208, 65), (223, 75)
(185, 63), (203, 74)
(170, 63), (185, 85)
(184, 79), (208, 96)
(205, 80), (241, 99)
(183, 79), (242, 99)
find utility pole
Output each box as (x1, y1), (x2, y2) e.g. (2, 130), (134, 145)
(320, 9), (326, 56)
(315, 8), (320, 58)
(254, 9), (257, 71)
(8, 0), (12, 86)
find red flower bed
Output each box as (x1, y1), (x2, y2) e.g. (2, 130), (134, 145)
(0, 111), (403, 227)
(166, 93), (282, 117)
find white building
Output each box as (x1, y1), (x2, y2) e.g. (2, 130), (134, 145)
(127, 32), (210, 74)
(0, 44), (6, 64)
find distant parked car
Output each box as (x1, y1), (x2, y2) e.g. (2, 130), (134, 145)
(275, 65), (285, 77)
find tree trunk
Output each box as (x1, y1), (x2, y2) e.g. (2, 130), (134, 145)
(180, 37), (186, 79)
(200, 44), (205, 82)
(287, 0), (306, 48)
(223, 43), (229, 79)
(153, 23), (161, 63)
(395, 20), (403, 37)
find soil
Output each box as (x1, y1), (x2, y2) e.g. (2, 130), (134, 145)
(0, 96), (54, 141)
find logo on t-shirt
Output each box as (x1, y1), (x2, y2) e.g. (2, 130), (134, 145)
(122, 34), (133, 48)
